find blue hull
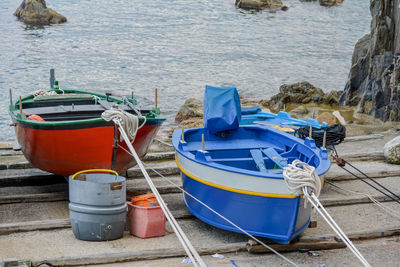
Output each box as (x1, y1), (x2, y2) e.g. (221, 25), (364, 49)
(181, 173), (312, 244)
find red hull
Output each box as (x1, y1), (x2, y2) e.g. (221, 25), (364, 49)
(15, 123), (161, 176)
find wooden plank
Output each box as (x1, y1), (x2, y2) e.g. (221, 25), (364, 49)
(320, 193), (400, 207)
(343, 134), (384, 143)
(247, 226), (400, 253)
(28, 243), (247, 266)
(0, 219), (71, 235)
(299, 227), (400, 242)
(246, 239), (346, 254)
(335, 151), (384, 162)
(26, 224), (397, 267)
(0, 192), (68, 204)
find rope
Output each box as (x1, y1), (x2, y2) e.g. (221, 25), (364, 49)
(102, 108), (141, 142)
(32, 90), (58, 97)
(283, 160), (322, 198)
(283, 161), (371, 267)
(114, 120), (206, 267)
(296, 124), (346, 147)
(326, 181), (400, 220)
(142, 161), (299, 267)
(332, 147), (400, 205)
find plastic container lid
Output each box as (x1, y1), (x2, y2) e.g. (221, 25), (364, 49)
(131, 193), (159, 207)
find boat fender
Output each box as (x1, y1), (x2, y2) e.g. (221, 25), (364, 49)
(28, 114), (45, 121)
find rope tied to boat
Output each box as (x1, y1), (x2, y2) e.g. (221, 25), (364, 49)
(283, 160), (371, 267)
(102, 108), (143, 142)
(283, 160), (322, 199)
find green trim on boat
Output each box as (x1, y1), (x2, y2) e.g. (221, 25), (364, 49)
(9, 88), (165, 127)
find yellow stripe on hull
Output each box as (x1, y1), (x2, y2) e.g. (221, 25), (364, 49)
(175, 156), (299, 199)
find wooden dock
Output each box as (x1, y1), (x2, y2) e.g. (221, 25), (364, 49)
(0, 133), (399, 266)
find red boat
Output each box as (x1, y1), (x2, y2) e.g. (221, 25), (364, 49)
(9, 88), (165, 176)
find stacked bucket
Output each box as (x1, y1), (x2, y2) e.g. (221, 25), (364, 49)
(68, 169), (165, 241)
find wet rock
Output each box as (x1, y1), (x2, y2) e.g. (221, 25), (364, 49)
(316, 112), (338, 125)
(290, 105), (309, 116)
(14, 0), (67, 24)
(267, 82), (340, 111)
(175, 98), (203, 123)
(340, 0), (400, 122)
(383, 135), (400, 164)
(235, 0), (283, 10)
(319, 0), (344, 6)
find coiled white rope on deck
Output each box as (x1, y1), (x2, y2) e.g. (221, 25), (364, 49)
(102, 108), (141, 142)
(283, 160), (371, 267)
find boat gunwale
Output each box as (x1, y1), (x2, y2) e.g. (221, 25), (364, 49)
(172, 126), (330, 180)
(9, 88), (166, 128)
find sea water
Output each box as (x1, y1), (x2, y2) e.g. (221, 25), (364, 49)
(0, 0), (370, 140)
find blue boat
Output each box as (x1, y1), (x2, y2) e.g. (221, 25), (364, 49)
(172, 85), (331, 244)
(241, 106), (328, 130)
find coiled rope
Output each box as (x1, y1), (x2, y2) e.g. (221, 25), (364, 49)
(283, 160), (371, 267)
(297, 124), (346, 147)
(102, 107), (145, 142)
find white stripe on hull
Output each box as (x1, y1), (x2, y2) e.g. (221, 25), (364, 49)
(176, 152), (297, 196)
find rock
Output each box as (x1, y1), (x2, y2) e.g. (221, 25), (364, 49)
(332, 111), (346, 125)
(235, 0), (283, 10)
(319, 0), (344, 6)
(340, 0), (400, 122)
(175, 98), (203, 123)
(316, 112), (338, 125)
(383, 135), (400, 164)
(14, 0), (67, 24)
(267, 82), (339, 111)
(281, 5), (289, 11)
(290, 105), (309, 116)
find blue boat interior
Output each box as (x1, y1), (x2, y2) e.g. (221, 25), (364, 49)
(177, 126), (327, 175)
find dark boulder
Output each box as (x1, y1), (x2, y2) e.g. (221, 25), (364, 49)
(175, 98), (203, 123)
(319, 0), (344, 6)
(235, 0), (283, 10)
(268, 81), (341, 110)
(14, 0), (67, 24)
(340, 0), (400, 122)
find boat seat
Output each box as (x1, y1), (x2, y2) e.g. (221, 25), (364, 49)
(33, 94), (94, 101)
(250, 149), (267, 172)
(262, 148), (288, 169)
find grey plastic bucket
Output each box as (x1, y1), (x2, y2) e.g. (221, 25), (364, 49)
(69, 170), (127, 241)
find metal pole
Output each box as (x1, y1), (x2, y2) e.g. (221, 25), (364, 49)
(202, 134), (205, 151)
(19, 96), (22, 113)
(50, 69), (55, 89)
(155, 88), (158, 108)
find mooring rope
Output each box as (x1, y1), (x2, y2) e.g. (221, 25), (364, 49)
(112, 120), (206, 267)
(332, 147), (400, 205)
(142, 161), (300, 267)
(116, 143), (299, 266)
(326, 181), (400, 220)
(283, 160), (371, 267)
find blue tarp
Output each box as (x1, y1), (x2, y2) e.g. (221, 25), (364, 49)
(203, 85), (241, 134)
